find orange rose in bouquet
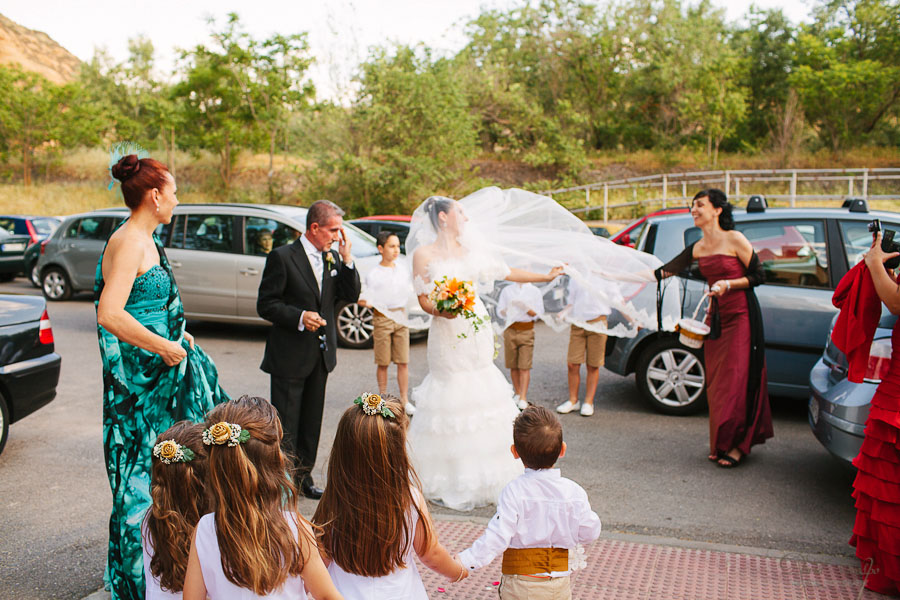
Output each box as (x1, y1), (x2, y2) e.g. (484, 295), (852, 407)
(429, 276), (484, 337)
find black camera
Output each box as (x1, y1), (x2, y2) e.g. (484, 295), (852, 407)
(868, 219), (900, 269)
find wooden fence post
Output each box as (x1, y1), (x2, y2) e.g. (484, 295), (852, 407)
(662, 175), (668, 209)
(863, 169), (869, 200)
(603, 184), (609, 224)
(790, 171), (797, 207)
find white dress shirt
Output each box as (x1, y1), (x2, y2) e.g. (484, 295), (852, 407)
(297, 233), (354, 331)
(457, 468), (602, 577)
(363, 261), (412, 310)
(566, 274), (615, 322)
(498, 283), (544, 324)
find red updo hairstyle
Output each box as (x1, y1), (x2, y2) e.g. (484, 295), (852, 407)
(110, 155), (172, 210)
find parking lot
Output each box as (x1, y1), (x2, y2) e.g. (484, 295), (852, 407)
(0, 278), (859, 600)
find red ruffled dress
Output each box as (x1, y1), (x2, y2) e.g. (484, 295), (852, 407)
(850, 319), (900, 595)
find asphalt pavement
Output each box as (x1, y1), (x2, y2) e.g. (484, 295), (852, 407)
(0, 280), (859, 599)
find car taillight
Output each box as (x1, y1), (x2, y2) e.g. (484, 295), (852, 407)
(864, 338), (893, 383)
(40, 239), (48, 255)
(39, 309), (54, 345)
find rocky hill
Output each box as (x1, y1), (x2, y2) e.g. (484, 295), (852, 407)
(0, 13), (80, 84)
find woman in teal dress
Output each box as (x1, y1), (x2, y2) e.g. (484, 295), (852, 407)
(96, 154), (228, 600)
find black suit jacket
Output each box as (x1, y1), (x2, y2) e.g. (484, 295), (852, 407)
(257, 239), (361, 378)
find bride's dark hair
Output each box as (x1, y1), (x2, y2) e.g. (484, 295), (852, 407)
(423, 196), (454, 231)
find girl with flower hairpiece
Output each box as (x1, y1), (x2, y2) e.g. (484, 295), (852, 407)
(183, 396), (341, 600)
(143, 422), (208, 599)
(313, 394), (467, 598)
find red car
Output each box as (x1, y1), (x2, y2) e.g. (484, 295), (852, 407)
(348, 215), (412, 252)
(611, 208), (690, 248)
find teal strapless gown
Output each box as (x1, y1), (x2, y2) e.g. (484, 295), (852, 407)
(94, 233), (228, 600)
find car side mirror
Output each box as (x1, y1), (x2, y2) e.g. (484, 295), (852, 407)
(618, 234), (631, 247)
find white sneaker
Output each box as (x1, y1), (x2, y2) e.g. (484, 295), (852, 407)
(404, 402), (416, 416)
(516, 398), (529, 410)
(580, 403), (594, 417)
(556, 400), (580, 414)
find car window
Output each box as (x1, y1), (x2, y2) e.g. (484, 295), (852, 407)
(344, 226), (379, 258)
(170, 214), (234, 253)
(840, 220), (900, 267)
(735, 219), (828, 288)
(684, 226), (701, 246)
(0, 218), (17, 234)
(31, 218), (60, 235)
(67, 217), (111, 241)
(244, 217), (300, 256)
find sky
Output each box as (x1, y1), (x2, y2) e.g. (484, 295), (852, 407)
(4, 0), (813, 100)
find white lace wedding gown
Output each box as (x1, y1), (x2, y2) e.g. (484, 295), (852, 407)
(407, 253), (523, 511)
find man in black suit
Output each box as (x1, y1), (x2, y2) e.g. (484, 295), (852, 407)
(257, 200), (361, 499)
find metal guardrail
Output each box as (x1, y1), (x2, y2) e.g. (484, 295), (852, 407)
(541, 168), (900, 222)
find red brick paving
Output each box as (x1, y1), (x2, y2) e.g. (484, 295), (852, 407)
(418, 518), (883, 599)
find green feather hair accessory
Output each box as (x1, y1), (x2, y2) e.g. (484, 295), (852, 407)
(354, 392), (396, 418)
(107, 141), (149, 190)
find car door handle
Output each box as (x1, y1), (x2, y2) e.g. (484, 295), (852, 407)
(170, 260), (182, 268)
(240, 267), (259, 276)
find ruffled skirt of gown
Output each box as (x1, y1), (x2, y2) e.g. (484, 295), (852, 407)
(851, 323), (900, 596)
(407, 300), (523, 511)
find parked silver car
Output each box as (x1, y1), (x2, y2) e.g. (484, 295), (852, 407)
(37, 204), (427, 348)
(808, 300), (897, 466)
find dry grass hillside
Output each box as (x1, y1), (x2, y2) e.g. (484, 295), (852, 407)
(0, 13), (80, 84)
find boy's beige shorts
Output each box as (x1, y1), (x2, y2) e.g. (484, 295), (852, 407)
(498, 574), (571, 600)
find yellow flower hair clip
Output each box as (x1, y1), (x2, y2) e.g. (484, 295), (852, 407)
(203, 421), (251, 447)
(152, 439), (195, 464)
(354, 393), (396, 418)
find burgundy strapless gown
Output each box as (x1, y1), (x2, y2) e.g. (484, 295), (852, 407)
(851, 320), (900, 595)
(698, 255), (773, 456)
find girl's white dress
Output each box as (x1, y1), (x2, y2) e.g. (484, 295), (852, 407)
(408, 253), (523, 511)
(326, 489), (429, 599)
(141, 518), (182, 600)
(195, 512), (308, 600)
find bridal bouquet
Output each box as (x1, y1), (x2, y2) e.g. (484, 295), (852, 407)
(429, 276), (484, 337)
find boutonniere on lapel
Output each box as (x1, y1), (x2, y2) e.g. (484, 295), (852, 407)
(325, 252), (338, 277)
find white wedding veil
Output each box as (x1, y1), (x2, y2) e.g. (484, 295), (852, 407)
(406, 187), (680, 337)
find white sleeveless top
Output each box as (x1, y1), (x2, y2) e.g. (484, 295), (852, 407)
(326, 488), (428, 600)
(141, 517), (183, 600)
(195, 512), (309, 600)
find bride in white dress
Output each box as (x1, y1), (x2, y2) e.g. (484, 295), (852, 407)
(405, 188), (680, 511)
(407, 196), (563, 510)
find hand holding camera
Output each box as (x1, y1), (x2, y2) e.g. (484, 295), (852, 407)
(867, 219), (900, 270)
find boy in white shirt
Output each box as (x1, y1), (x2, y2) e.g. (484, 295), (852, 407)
(557, 274), (612, 417)
(457, 406), (602, 600)
(359, 232), (414, 414)
(497, 282), (545, 410)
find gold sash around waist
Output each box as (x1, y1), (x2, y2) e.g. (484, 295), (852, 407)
(509, 320), (535, 331)
(501, 547), (568, 575)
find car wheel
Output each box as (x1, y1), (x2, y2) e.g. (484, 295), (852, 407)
(336, 301), (374, 349)
(30, 263), (41, 287)
(635, 336), (707, 415)
(42, 267), (72, 301)
(0, 392), (9, 456)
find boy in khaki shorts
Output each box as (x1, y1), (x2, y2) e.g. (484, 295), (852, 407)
(457, 406), (602, 599)
(557, 275), (611, 417)
(498, 282), (544, 410)
(359, 232), (414, 415)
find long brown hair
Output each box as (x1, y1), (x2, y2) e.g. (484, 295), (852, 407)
(147, 421), (209, 593)
(204, 395), (312, 595)
(313, 395), (432, 576)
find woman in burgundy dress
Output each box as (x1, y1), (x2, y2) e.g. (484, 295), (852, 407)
(850, 233), (900, 595)
(655, 189), (773, 468)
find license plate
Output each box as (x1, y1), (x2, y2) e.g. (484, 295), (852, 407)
(809, 397), (819, 425)
(1, 243), (25, 252)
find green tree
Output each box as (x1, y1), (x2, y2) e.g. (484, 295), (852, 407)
(792, 0), (900, 150)
(312, 45), (477, 214)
